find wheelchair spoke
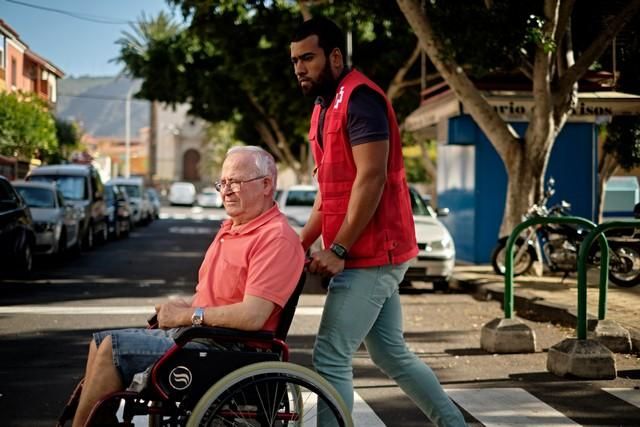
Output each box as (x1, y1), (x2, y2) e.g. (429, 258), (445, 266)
(188, 362), (352, 427)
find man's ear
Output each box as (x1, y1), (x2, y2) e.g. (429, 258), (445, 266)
(330, 48), (344, 72)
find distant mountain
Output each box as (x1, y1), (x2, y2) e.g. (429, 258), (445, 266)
(56, 76), (150, 139)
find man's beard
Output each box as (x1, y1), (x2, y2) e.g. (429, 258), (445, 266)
(299, 60), (336, 98)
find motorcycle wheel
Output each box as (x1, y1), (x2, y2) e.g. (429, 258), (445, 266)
(491, 237), (537, 276)
(608, 244), (640, 288)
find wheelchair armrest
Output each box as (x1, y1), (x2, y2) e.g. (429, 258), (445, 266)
(173, 326), (275, 346)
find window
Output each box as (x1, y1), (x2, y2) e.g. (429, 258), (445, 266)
(30, 175), (87, 201)
(11, 57), (16, 86)
(16, 187), (55, 208)
(0, 35), (5, 69)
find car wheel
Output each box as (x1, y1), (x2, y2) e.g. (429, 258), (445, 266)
(433, 280), (449, 292)
(57, 229), (67, 258)
(83, 224), (94, 251)
(18, 241), (33, 274)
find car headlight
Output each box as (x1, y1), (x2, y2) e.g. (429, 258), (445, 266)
(428, 238), (453, 251)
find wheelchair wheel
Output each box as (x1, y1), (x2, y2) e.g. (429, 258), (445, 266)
(186, 361), (352, 427)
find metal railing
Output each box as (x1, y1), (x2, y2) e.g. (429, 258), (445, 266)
(503, 217), (609, 328)
(576, 220), (640, 338)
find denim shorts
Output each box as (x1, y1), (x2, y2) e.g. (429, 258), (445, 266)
(94, 328), (214, 386)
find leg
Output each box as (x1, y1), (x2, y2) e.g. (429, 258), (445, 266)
(364, 266), (466, 427)
(312, 267), (389, 423)
(72, 336), (123, 427)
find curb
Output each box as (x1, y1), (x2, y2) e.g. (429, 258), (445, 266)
(451, 275), (640, 354)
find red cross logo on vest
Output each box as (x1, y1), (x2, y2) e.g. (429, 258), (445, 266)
(333, 86), (345, 110)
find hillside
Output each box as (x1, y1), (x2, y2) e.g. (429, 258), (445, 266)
(56, 76), (150, 139)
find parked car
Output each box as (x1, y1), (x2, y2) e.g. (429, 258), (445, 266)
(169, 181), (197, 206)
(275, 185), (317, 226)
(405, 187), (455, 291)
(12, 180), (80, 255)
(104, 183), (132, 239)
(0, 175), (35, 274)
(146, 188), (161, 219)
(108, 177), (152, 225)
(26, 164), (108, 250)
(197, 186), (223, 208)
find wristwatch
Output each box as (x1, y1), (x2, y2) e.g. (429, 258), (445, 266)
(191, 307), (205, 327)
(329, 243), (348, 260)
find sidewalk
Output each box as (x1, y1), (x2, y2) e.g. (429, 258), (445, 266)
(451, 265), (640, 352)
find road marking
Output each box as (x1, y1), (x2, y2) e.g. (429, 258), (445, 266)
(0, 305), (324, 316)
(117, 390), (381, 426)
(604, 388), (640, 407)
(446, 388), (580, 426)
(0, 306), (155, 315)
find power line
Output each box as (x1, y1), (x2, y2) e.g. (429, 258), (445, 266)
(4, 0), (134, 25)
(58, 93), (148, 102)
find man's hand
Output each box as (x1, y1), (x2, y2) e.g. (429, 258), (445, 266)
(155, 300), (192, 329)
(308, 249), (345, 277)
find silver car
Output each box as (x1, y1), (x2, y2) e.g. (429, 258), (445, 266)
(13, 181), (80, 255)
(405, 187), (455, 291)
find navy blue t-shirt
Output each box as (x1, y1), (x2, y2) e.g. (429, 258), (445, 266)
(315, 86), (390, 148)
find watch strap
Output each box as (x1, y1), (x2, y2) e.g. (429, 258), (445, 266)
(330, 243), (348, 259)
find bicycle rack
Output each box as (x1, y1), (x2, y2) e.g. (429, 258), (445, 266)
(547, 220), (640, 378)
(480, 216), (606, 355)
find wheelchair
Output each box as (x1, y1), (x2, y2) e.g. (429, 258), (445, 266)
(56, 273), (353, 427)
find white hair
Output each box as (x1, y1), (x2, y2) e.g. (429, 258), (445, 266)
(225, 145), (277, 189)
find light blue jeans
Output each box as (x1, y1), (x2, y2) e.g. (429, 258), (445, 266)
(313, 263), (466, 427)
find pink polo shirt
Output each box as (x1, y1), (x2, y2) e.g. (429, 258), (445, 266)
(192, 204), (305, 332)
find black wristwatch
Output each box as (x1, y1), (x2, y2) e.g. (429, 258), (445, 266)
(329, 243), (348, 260)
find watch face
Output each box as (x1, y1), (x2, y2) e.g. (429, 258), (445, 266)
(192, 308), (204, 326)
(331, 244), (347, 259)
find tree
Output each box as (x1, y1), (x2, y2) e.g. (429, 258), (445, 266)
(116, 1), (426, 183)
(396, 0), (640, 234)
(40, 118), (83, 164)
(0, 91), (57, 160)
(596, 15), (640, 221)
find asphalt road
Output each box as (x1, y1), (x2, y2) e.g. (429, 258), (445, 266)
(1, 206), (639, 426)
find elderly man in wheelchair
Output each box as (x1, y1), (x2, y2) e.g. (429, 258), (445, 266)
(58, 146), (351, 427)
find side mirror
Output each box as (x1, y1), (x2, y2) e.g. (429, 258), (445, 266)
(634, 202), (640, 219)
(436, 207), (450, 217)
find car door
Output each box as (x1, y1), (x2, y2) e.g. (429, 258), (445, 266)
(0, 179), (28, 258)
(58, 190), (78, 247)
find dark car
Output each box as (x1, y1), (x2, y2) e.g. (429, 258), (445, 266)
(0, 175), (36, 274)
(26, 164), (108, 250)
(104, 183), (132, 239)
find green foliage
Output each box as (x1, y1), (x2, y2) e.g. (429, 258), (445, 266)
(40, 119), (83, 164)
(116, 1), (424, 165)
(404, 156), (427, 183)
(603, 116), (640, 171)
(0, 91), (57, 159)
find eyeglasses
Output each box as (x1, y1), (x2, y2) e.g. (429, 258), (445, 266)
(214, 176), (266, 193)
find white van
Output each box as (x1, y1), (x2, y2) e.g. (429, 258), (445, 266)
(169, 182), (196, 206)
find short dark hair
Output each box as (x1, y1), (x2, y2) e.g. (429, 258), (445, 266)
(291, 17), (346, 64)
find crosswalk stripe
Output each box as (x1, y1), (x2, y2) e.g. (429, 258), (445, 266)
(0, 305), (324, 316)
(446, 388), (580, 426)
(604, 387), (640, 407)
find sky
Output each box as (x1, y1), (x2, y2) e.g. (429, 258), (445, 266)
(0, 0), (177, 77)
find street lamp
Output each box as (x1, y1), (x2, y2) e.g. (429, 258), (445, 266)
(124, 82), (141, 178)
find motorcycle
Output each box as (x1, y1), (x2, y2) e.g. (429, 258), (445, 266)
(491, 178), (640, 287)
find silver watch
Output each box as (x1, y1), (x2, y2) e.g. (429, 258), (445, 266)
(191, 307), (205, 327)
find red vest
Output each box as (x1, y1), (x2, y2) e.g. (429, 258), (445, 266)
(309, 70), (418, 268)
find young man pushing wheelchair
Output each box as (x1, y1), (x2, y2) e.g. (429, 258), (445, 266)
(68, 146), (305, 427)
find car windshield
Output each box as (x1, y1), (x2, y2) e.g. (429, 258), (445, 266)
(16, 187), (56, 208)
(285, 190), (316, 207)
(409, 189), (436, 217)
(30, 175), (86, 201)
(121, 185), (141, 198)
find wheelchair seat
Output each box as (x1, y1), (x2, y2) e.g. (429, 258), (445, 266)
(57, 271), (353, 427)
